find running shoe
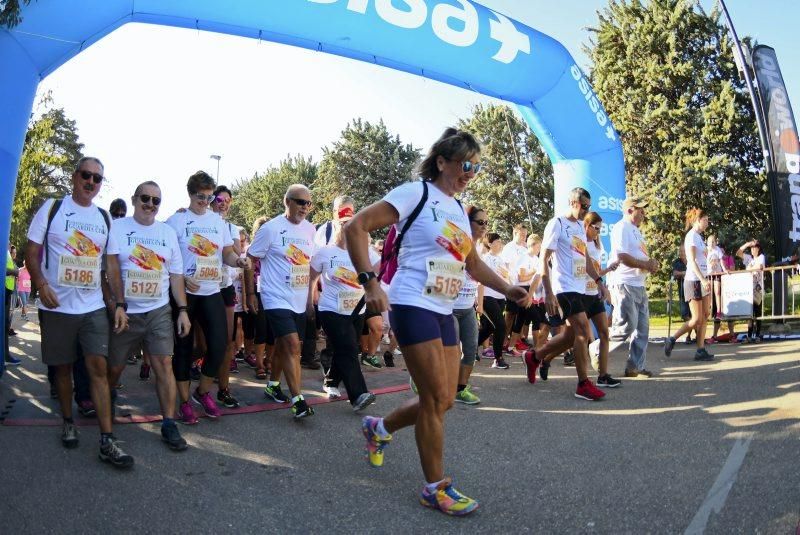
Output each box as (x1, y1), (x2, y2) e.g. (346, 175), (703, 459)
(323, 384), (342, 399)
(291, 398), (314, 420)
(352, 392), (376, 412)
(481, 348), (495, 359)
(361, 416), (391, 467)
(234, 349), (245, 362)
(244, 353), (258, 369)
(638, 369), (654, 377)
(361, 353), (383, 369)
(229, 359), (239, 374)
(514, 340), (532, 351)
(264, 383), (290, 403)
(217, 388), (240, 409)
(126, 354), (137, 365)
(77, 399), (96, 418)
(523, 349), (540, 384)
(4, 356), (21, 366)
(392, 347), (402, 357)
(694, 348), (715, 361)
(139, 363), (151, 381)
(664, 336), (676, 357)
(597, 374), (622, 388)
(454, 385), (480, 405)
(502, 344), (513, 356)
(179, 401), (198, 425)
(7, 328), (16, 336)
(563, 350), (576, 367)
(383, 351), (395, 368)
(61, 421), (79, 448)
(624, 367), (639, 378)
(99, 437), (134, 469)
(511, 345), (527, 357)
(491, 357), (509, 369)
(192, 388), (221, 419)
(575, 379), (606, 401)
(419, 478), (479, 516)
(161, 422), (188, 451)
(539, 361), (550, 381)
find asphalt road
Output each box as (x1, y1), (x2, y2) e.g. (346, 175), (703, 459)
(1, 319), (798, 534)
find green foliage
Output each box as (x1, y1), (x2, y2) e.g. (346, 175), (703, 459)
(11, 94), (84, 250)
(0, 0), (33, 28)
(458, 104), (554, 240)
(228, 155), (317, 234)
(587, 0), (769, 295)
(311, 118), (420, 226)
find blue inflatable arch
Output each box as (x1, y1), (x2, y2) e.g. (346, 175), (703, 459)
(0, 0), (625, 359)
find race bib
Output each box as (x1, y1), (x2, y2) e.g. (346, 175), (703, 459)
(57, 255), (101, 289)
(289, 264), (310, 290)
(457, 285), (477, 302)
(571, 236), (587, 279)
(423, 258), (466, 302)
(195, 256), (222, 282)
(338, 290), (363, 314)
(124, 269), (162, 300)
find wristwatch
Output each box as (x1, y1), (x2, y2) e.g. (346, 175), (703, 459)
(357, 271), (377, 286)
(115, 302), (128, 311)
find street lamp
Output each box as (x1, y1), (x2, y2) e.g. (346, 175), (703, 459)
(209, 154), (221, 181)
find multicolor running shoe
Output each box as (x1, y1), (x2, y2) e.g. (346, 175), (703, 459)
(419, 478), (479, 516)
(361, 416), (391, 468)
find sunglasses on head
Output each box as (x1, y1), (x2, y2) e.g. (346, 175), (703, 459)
(471, 219), (488, 226)
(193, 192), (216, 202)
(78, 170), (104, 184)
(289, 197), (312, 207)
(137, 194), (161, 206)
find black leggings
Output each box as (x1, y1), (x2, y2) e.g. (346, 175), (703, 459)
(172, 293), (228, 382)
(511, 286), (534, 334)
(748, 302), (762, 338)
(318, 311), (368, 404)
(478, 296), (506, 357)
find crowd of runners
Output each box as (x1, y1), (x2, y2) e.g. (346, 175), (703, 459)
(6, 127), (773, 516)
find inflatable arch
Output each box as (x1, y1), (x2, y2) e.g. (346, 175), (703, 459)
(0, 0), (625, 361)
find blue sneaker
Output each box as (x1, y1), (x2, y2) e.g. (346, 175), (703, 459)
(5, 356), (21, 366)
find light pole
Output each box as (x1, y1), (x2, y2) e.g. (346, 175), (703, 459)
(209, 154), (221, 181)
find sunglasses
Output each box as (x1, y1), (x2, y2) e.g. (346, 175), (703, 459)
(589, 224), (601, 231)
(111, 212), (126, 219)
(193, 193), (216, 202)
(471, 219), (488, 226)
(213, 196), (230, 204)
(78, 170), (104, 184)
(289, 198), (313, 207)
(574, 201), (591, 211)
(137, 194), (161, 206)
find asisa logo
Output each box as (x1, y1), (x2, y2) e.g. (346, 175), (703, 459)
(308, 0), (531, 64)
(570, 65), (616, 142)
(597, 195), (625, 213)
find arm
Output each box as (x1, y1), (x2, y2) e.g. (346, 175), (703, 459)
(617, 252), (656, 272)
(476, 283), (484, 316)
(24, 240), (59, 309)
(168, 273), (191, 337)
(104, 254), (128, 334)
(307, 268), (321, 318)
(223, 245), (250, 270)
(686, 245), (708, 286)
(540, 248), (559, 317)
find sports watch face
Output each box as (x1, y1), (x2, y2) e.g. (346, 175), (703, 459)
(357, 271), (376, 285)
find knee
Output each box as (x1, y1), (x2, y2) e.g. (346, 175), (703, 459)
(283, 338), (302, 357)
(419, 389), (454, 414)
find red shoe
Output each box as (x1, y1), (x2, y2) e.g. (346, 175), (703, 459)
(523, 350), (540, 384)
(514, 340), (531, 351)
(575, 380), (606, 401)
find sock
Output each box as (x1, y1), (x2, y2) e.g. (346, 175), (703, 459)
(63, 416), (74, 424)
(425, 479), (447, 493)
(578, 378), (589, 386)
(457, 384), (466, 393)
(291, 395), (304, 405)
(375, 418), (391, 439)
(268, 380), (280, 387)
(162, 417), (175, 428)
(100, 432), (113, 445)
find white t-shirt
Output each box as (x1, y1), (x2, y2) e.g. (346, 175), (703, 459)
(232, 267), (244, 313)
(454, 272), (478, 310)
(531, 255), (545, 301)
(27, 197), (113, 314)
(220, 220), (240, 288)
(609, 219), (649, 287)
(313, 221), (335, 248)
(684, 229), (707, 281)
(383, 181), (472, 315)
(514, 251), (537, 287)
(248, 215), (316, 313)
(311, 245), (380, 315)
(585, 240), (604, 296)
(166, 209), (233, 297)
(743, 253), (766, 270)
(481, 252), (508, 299)
(107, 218), (183, 314)
(541, 216), (588, 295)
(501, 241), (528, 271)
(707, 245), (725, 274)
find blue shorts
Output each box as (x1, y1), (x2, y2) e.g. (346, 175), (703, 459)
(264, 309), (306, 340)
(389, 304), (457, 347)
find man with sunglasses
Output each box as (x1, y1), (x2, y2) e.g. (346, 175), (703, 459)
(522, 187), (608, 401)
(245, 184), (317, 419)
(25, 157), (133, 467)
(106, 181), (192, 451)
(607, 196), (659, 377)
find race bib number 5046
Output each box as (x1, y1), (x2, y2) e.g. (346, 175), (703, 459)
(195, 256), (222, 282)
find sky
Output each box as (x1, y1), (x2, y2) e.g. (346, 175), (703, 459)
(34, 0), (800, 218)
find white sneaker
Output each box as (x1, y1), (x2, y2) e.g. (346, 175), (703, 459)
(588, 339), (600, 372)
(392, 348), (402, 356)
(381, 334), (390, 345)
(323, 385), (341, 399)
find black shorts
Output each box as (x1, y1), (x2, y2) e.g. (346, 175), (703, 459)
(584, 294), (606, 318)
(556, 292), (587, 319)
(505, 286), (529, 314)
(531, 303), (547, 329)
(220, 284), (236, 308)
(265, 309), (306, 340)
(253, 295), (275, 346)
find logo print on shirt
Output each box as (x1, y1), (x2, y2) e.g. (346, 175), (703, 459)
(126, 231), (136, 237)
(65, 212), (75, 217)
(280, 230), (287, 234)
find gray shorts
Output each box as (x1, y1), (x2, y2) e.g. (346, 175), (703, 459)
(453, 307), (479, 367)
(110, 303), (174, 366)
(39, 307), (109, 366)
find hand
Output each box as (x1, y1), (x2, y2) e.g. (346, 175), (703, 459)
(236, 257), (252, 270)
(505, 285), (529, 308)
(648, 259), (660, 273)
(306, 302), (316, 323)
(545, 293), (560, 318)
(702, 278), (712, 293)
(601, 285), (612, 305)
(476, 303), (484, 316)
(184, 276), (200, 293)
(113, 307), (128, 334)
(364, 280), (389, 314)
(176, 310), (191, 337)
(38, 283), (60, 309)
(247, 293), (258, 315)
(312, 291), (320, 306)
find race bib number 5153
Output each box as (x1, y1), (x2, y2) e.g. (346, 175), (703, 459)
(423, 258), (465, 302)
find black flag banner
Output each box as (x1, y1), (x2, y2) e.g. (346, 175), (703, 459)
(752, 45), (800, 261)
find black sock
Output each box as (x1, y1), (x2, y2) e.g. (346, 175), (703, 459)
(457, 384), (466, 392)
(63, 417), (74, 424)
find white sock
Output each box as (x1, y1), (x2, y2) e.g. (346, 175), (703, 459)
(425, 479), (446, 493)
(375, 418), (390, 438)
(291, 394), (304, 404)
(268, 380), (280, 387)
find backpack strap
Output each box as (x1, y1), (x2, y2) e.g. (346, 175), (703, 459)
(325, 221), (333, 245)
(98, 207), (111, 249)
(43, 199), (63, 269)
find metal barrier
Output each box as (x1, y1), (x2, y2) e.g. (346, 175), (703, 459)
(719, 264), (800, 321)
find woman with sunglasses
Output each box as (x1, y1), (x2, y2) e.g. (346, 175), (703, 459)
(346, 128), (527, 516)
(583, 212), (621, 387)
(210, 185), (244, 409)
(166, 171), (250, 424)
(478, 232), (511, 369)
(452, 206), (488, 405)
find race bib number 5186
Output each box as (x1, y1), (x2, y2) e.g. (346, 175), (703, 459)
(58, 255), (101, 290)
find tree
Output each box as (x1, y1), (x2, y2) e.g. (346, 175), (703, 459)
(311, 118), (420, 225)
(587, 0), (768, 293)
(458, 103), (554, 239)
(228, 154), (317, 234)
(0, 0), (34, 28)
(11, 94), (84, 250)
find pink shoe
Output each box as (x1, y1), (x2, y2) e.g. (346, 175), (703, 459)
(191, 388), (221, 419)
(179, 401), (198, 425)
